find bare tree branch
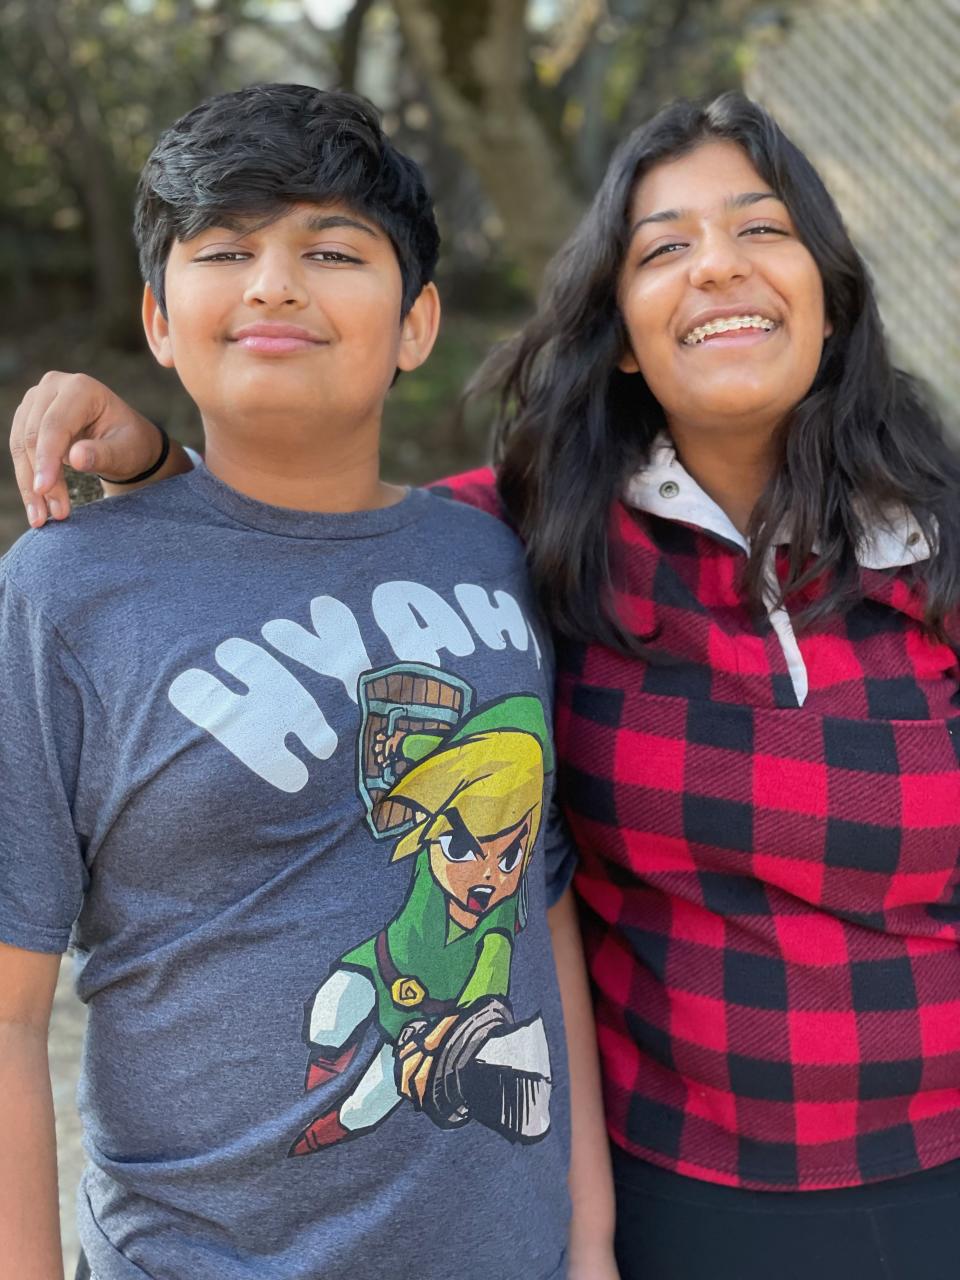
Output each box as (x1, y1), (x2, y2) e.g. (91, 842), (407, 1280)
(243, 10), (336, 81)
(535, 0), (605, 85)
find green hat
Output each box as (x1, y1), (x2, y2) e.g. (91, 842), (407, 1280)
(443, 694), (554, 773)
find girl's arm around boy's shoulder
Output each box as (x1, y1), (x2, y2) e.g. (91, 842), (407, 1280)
(548, 887), (621, 1280)
(12, 370), (193, 529)
(427, 468), (502, 521)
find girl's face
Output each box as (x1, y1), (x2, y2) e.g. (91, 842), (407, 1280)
(618, 140), (831, 440)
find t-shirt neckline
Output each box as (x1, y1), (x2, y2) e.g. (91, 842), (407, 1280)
(185, 464), (428, 540)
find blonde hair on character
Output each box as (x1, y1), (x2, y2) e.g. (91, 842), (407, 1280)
(386, 730), (545, 864)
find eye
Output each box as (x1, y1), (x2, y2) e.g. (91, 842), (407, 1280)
(639, 241), (687, 266)
(740, 224), (788, 239)
(498, 838), (525, 875)
(437, 832), (479, 863)
(307, 251), (363, 264)
(195, 251), (251, 263)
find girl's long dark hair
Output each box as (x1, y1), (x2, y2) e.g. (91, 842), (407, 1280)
(473, 93), (960, 651)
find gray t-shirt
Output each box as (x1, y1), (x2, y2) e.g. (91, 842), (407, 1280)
(0, 469), (573, 1280)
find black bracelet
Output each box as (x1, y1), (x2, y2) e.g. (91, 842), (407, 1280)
(97, 422), (170, 485)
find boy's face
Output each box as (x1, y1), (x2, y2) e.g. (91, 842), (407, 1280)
(143, 201), (437, 434)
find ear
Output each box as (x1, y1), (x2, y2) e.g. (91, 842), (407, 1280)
(142, 284), (175, 368)
(618, 346), (640, 374)
(396, 282), (441, 373)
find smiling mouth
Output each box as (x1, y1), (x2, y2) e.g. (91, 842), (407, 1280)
(232, 335), (325, 355)
(466, 885), (495, 913)
(229, 324), (327, 355)
(681, 314), (778, 346)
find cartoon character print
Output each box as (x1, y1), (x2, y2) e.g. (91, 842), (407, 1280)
(290, 664), (554, 1155)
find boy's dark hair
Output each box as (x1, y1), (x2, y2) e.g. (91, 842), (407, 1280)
(134, 83), (440, 318)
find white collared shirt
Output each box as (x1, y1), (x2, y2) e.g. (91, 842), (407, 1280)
(623, 435), (930, 706)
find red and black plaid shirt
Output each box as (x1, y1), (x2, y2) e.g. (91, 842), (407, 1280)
(434, 453), (960, 1191)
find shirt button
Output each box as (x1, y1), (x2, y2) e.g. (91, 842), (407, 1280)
(659, 480), (680, 499)
(907, 532), (921, 546)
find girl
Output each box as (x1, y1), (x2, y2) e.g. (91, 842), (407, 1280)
(472, 92), (960, 1279)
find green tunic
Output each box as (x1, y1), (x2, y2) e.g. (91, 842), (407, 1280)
(340, 848), (519, 1042)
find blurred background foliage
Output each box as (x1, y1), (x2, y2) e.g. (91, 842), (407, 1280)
(0, 0), (783, 516)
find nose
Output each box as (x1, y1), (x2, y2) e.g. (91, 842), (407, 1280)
(242, 248), (309, 310)
(687, 226), (752, 291)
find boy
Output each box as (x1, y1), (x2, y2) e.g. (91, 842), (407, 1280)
(0, 85), (614, 1279)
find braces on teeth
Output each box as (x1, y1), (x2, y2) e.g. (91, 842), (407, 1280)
(682, 314), (776, 345)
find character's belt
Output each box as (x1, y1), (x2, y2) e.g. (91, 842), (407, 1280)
(375, 930), (458, 1017)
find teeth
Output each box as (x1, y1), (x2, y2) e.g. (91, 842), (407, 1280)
(682, 314), (776, 345)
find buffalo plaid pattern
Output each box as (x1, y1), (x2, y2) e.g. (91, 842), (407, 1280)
(433, 467), (960, 1190)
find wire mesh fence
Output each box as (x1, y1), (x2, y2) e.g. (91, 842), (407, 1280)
(746, 0), (960, 428)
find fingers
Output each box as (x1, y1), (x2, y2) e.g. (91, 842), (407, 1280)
(422, 1014), (458, 1051)
(10, 387), (41, 525)
(65, 437), (130, 478)
(397, 1041), (423, 1101)
(10, 383), (58, 527)
(29, 373), (98, 494)
(31, 373), (107, 500)
(410, 1056), (432, 1107)
(8, 370), (147, 527)
(373, 730), (404, 767)
(66, 420), (157, 487)
(65, 438), (99, 473)
(397, 1045), (431, 1107)
(396, 1014), (458, 1107)
(10, 372), (102, 527)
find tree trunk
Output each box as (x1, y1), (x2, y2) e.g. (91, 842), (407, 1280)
(33, 0), (138, 344)
(393, 0), (584, 293)
(338, 0), (377, 90)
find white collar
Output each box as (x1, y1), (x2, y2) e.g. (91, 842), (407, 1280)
(623, 433), (930, 570)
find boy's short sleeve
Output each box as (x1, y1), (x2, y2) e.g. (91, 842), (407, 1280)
(542, 797), (578, 907)
(0, 569), (90, 954)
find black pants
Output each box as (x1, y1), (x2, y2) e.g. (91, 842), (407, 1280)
(613, 1147), (960, 1280)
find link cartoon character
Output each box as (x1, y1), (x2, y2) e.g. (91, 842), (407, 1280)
(290, 665), (554, 1155)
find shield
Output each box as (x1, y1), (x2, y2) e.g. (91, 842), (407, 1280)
(357, 663), (474, 839)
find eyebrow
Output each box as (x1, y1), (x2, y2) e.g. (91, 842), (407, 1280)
(301, 213), (380, 239)
(205, 211), (381, 239)
(446, 808), (483, 855)
(629, 190), (779, 237)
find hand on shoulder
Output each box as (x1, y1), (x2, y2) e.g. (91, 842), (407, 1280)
(9, 371), (192, 528)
